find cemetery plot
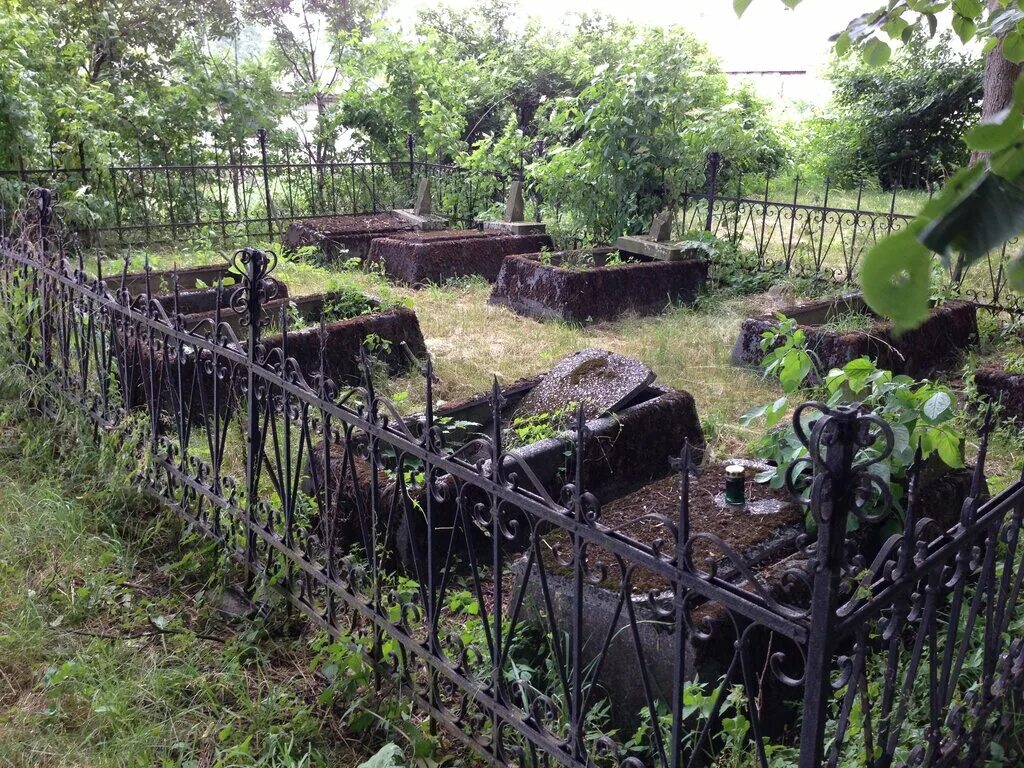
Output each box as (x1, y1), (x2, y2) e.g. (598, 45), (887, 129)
(511, 447), (981, 731)
(366, 228), (554, 287)
(114, 267), (426, 411)
(732, 294), (978, 378)
(310, 349), (705, 570)
(103, 262), (241, 295)
(490, 246), (709, 323)
(283, 212), (414, 262)
(974, 363), (1024, 423)
(513, 459), (805, 730)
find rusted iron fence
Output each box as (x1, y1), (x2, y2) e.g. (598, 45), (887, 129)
(0, 132), (513, 246)
(2, 189), (1024, 767)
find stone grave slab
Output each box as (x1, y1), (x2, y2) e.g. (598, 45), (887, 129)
(516, 348), (655, 421)
(615, 210), (704, 262)
(614, 236), (701, 262)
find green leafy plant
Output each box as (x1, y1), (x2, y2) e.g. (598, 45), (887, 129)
(743, 0), (1024, 330)
(324, 288), (377, 322)
(506, 403), (579, 448)
(741, 318), (965, 524)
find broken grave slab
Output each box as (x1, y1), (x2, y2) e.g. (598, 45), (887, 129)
(515, 348), (656, 422)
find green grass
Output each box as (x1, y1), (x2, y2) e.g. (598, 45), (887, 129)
(0, 390), (427, 768)
(818, 310), (879, 334)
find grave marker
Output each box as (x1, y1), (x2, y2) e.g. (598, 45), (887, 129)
(394, 178), (447, 230)
(483, 180), (546, 235)
(615, 211), (700, 262)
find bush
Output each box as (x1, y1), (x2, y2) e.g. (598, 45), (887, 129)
(798, 32), (982, 189)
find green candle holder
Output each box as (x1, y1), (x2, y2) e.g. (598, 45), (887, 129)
(724, 464), (746, 507)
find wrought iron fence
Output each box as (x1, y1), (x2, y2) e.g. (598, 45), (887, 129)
(0, 132), (514, 247)
(677, 153), (1024, 317)
(2, 189), (1024, 767)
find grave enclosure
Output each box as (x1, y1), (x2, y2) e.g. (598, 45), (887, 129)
(732, 294), (979, 377)
(491, 247), (709, 323)
(283, 212), (414, 262)
(310, 349), (705, 569)
(975, 364), (1024, 423)
(284, 178), (556, 287)
(491, 212), (710, 323)
(366, 228), (554, 286)
(113, 263), (426, 410)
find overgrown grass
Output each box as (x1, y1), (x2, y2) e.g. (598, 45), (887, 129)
(0, 386), (416, 768)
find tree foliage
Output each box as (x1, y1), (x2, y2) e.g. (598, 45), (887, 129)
(0, 0), (789, 243)
(330, 9), (790, 240)
(750, 0), (1024, 328)
(805, 32), (982, 188)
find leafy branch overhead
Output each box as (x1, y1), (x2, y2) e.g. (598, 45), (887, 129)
(742, 0), (1024, 330)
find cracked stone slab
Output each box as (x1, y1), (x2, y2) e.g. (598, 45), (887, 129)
(516, 348), (656, 422)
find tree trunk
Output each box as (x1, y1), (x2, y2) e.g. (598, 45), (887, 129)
(971, 0), (1023, 165)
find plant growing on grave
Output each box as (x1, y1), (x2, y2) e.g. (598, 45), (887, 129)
(622, 680), (793, 768)
(604, 250), (625, 267)
(819, 311), (878, 334)
(324, 288), (377, 322)
(683, 230), (779, 296)
(506, 402), (579, 448)
(363, 333), (392, 356)
(740, 317), (965, 526)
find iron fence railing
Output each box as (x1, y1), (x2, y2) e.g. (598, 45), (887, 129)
(2, 189), (1024, 767)
(677, 153), (1023, 317)
(0, 132), (514, 247)
(5, 136), (1020, 318)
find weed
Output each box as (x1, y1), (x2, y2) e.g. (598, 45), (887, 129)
(818, 311), (878, 334)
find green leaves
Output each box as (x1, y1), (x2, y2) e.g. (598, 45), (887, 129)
(952, 14), (977, 43)
(922, 391), (952, 420)
(733, 0), (756, 16)
(966, 107), (1020, 151)
(747, 336), (968, 514)
(919, 172), (1024, 265)
(1004, 30), (1024, 64)
(860, 228), (933, 333)
(358, 744), (405, 768)
(863, 38), (893, 66)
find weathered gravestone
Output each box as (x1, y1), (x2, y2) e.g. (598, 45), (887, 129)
(413, 178), (432, 216)
(516, 348), (656, 422)
(483, 180), (546, 235)
(394, 178), (447, 230)
(649, 210), (672, 242)
(505, 180), (526, 222)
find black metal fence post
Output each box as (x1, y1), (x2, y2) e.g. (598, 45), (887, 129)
(258, 129), (274, 239)
(797, 405), (867, 768)
(704, 152), (721, 232)
(239, 247), (271, 587)
(37, 189), (53, 371)
(407, 133), (415, 200)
